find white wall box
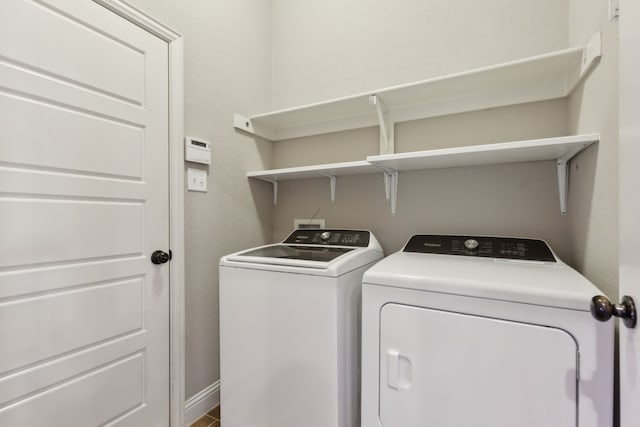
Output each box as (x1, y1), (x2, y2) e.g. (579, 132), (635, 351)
(185, 136), (212, 164)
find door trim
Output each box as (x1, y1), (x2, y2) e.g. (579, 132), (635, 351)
(92, 1), (185, 426)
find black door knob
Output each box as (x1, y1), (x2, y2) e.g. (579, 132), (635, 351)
(590, 295), (637, 328)
(151, 250), (170, 265)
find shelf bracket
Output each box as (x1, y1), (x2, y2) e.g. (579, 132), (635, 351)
(269, 180), (278, 205)
(580, 31), (602, 81)
(233, 113), (274, 141)
(384, 170), (391, 201)
(383, 169), (399, 216)
(323, 175), (337, 203)
(370, 95), (394, 155)
(557, 158), (569, 215)
(556, 142), (594, 215)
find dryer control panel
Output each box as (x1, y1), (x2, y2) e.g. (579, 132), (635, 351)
(283, 229), (371, 247)
(403, 235), (556, 262)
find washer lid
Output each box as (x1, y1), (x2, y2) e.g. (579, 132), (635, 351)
(237, 244), (354, 262)
(220, 229), (384, 276)
(224, 244), (359, 271)
(363, 247), (603, 312)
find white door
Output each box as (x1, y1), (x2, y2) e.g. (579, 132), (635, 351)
(378, 304), (577, 427)
(0, 0), (170, 425)
(619, 1), (640, 426)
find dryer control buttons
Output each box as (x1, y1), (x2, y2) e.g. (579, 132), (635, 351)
(403, 235), (556, 262)
(284, 229), (371, 247)
(464, 239), (479, 251)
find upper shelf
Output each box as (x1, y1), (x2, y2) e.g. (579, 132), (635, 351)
(235, 32), (602, 142)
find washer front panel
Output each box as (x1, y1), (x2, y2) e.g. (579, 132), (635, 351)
(378, 304), (577, 427)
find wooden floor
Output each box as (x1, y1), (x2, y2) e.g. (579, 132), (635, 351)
(189, 405), (220, 427)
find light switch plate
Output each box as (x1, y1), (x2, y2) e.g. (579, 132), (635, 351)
(187, 168), (207, 192)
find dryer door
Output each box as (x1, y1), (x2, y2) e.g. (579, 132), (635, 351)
(379, 303), (578, 427)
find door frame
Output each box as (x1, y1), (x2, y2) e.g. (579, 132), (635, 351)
(618, 1), (640, 425)
(92, 1), (186, 425)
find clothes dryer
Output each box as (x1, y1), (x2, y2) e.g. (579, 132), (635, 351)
(361, 235), (613, 427)
(220, 229), (383, 427)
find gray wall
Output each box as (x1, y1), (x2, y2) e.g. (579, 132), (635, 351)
(567, 1), (619, 299)
(272, 100), (573, 258)
(270, 0), (580, 262)
(271, 0), (568, 109)
(125, 0), (273, 400)
(128, 0), (620, 408)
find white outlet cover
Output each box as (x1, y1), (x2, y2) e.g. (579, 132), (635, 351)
(187, 168), (207, 192)
(294, 219), (325, 229)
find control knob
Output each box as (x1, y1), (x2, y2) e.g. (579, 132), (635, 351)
(464, 239), (479, 251)
(320, 231), (331, 242)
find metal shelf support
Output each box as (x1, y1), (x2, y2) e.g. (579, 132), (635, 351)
(271, 180), (278, 205)
(324, 175), (337, 203)
(370, 95), (394, 155)
(383, 169), (399, 215)
(556, 143), (594, 215)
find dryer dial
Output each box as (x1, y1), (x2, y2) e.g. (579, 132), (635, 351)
(464, 239), (479, 251)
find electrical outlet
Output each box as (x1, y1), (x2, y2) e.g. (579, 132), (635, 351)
(294, 219), (325, 229)
(187, 168), (207, 192)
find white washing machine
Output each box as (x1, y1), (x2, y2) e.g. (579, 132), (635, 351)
(220, 229), (383, 427)
(361, 235), (613, 427)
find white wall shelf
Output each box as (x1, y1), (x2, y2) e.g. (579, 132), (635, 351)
(248, 160), (380, 204)
(367, 134), (599, 215)
(242, 32), (601, 215)
(247, 134), (599, 215)
(235, 32), (601, 151)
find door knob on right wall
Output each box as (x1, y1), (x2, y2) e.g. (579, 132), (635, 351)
(591, 295), (637, 328)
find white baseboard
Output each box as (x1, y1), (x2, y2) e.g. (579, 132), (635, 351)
(184, 380), (220, 426)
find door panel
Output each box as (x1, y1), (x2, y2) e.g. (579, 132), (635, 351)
(0, 94), (144, 178)
(379, 304), (577, 427)
(0, 199), (143, 267)
(0, 0), (169, 425)
(0, 0), (145, 103)
(0, 278), (143, 373)
(3, 354), (145, 426)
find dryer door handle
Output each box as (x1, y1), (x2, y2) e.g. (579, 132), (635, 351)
(386, 348), (412, 390)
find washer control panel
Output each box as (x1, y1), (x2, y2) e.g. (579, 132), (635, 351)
(403, 235), (556, 262)
(283, 229), (370, 247)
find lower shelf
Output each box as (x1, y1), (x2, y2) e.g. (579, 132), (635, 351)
(247, 134), (600, 215)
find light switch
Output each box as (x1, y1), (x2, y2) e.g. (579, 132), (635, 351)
(187, 168), (207, 192)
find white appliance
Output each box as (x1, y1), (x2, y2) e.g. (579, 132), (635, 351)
(361, 235), (613, 427)
(220, 229), (384, 427)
